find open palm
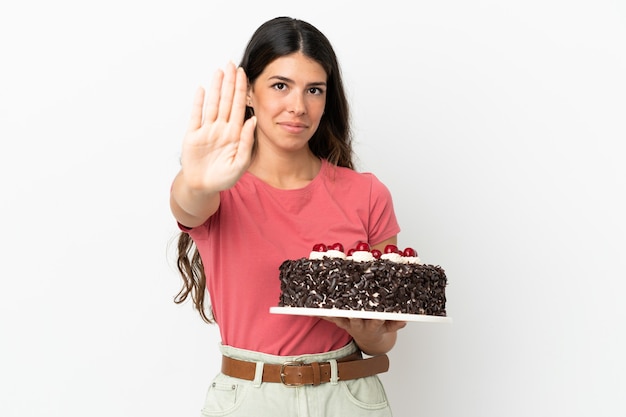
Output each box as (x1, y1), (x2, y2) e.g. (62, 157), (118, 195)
(180, 62), (256, 194)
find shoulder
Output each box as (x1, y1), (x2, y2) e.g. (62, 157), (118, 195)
(322, 160), (389, 190)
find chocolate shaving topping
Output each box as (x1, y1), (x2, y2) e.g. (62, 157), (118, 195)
(278, 257), (447, 316)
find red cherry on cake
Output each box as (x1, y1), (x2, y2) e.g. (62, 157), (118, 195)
(371, 249), (382, 259)
(384, 244), (399, 254)
(355, 241), (370, 252)
(312, 243), (327, 252)
(328, 242), (344, 252)
(347, 248), (356, 256)
(403, 247), (418, 257)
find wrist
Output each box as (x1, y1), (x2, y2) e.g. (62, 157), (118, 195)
(171, 172), (221, 227)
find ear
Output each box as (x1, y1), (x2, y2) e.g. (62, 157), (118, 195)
(246, 82), (255, 106)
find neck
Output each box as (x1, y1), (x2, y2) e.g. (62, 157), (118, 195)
(248, 149), (322, 189)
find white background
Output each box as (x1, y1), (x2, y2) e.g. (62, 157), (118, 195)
(1, 1), (625, 416)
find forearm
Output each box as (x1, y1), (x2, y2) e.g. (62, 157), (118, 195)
(170, 170), (220, 228)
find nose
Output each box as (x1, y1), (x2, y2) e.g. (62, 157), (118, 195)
(288, 92), (306, 115)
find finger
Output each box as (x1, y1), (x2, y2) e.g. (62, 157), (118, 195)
(217, 62), (237, 121)
(360, 318), (384, 331)
(382, 320), (407, 333)
(187, 87), (205, 131)
(322, 316), (349, 329)
(229, 67), (249, 124)
(236, 116), (256, 162)
(348, 318), (366, 330)
(203, 68), (224, 124)
(392, 321), (408, 331)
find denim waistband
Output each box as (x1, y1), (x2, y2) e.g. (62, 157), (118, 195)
(219, 341), (359, 365)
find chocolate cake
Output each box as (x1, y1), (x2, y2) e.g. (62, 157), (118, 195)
(277, 242), (447, 316)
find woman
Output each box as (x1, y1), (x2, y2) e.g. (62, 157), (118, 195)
(170, 16), (406, 416)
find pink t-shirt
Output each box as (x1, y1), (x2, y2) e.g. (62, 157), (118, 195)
(183, 159), (400, 356)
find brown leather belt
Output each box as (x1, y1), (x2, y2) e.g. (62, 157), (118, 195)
(221, 352), (389, 386)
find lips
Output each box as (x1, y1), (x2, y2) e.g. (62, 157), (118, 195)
(279, 120), (308, 128)
(278, 121), (309, 134)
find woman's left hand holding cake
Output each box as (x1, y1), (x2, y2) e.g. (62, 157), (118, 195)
(321, 317), (407, 356)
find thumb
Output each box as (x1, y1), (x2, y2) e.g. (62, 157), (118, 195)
(236, 116), (256, 162)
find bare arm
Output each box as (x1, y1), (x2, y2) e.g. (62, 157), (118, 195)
(323, 236), (407, 356)
(170, 63), (256, 228)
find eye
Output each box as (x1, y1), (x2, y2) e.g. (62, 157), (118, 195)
(308, 87), (324, 95)
(272, 82), (287, 91)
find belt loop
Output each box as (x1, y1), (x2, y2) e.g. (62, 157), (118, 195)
(311, 361), (321, 386)
(329, 359), (338, 385)
(253, 361), (264, 387)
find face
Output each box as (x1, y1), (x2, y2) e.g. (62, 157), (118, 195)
(247, 52), (327, 154)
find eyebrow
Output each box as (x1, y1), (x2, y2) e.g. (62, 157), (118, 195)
(268, 75), (327, 88)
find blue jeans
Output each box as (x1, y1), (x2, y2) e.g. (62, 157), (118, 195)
(200, 343), (393, 416)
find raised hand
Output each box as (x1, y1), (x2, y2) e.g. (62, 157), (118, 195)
(180, 62), (256, 195)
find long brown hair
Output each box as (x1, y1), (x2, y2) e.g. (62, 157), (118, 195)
(174, 17), (355, 323)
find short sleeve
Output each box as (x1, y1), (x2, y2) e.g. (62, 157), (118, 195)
(367, 174), (401, 245)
